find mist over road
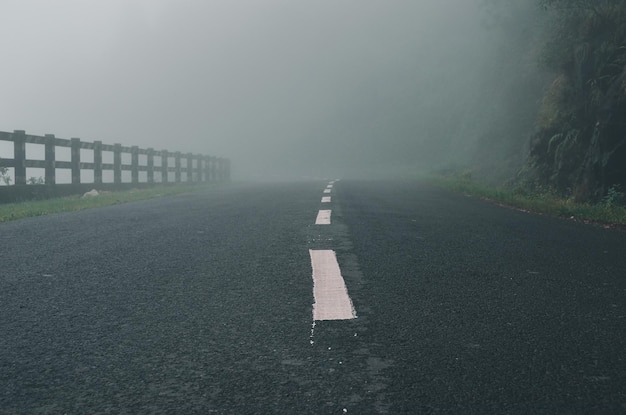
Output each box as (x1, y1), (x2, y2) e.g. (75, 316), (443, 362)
(1, 181), (625, 413)
(1, 0), (532, 181)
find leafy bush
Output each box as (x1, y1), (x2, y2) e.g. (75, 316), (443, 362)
(602, 184), (625, 207)
(523, 0), (626, 202)
(27, 176), (44, 185)
(0, 163), (11, 185)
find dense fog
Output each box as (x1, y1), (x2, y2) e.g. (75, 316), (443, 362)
(1, 0), (546, 180)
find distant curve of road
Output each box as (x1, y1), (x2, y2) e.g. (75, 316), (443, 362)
(1, 180), (625, 414)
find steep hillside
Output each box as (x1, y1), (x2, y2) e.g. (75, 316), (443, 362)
(523, 0), (626, 201)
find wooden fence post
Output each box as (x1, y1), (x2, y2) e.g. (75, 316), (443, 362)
(44, 134), (56, 185)
(114, 143), (122, 185)
(210, 156), (217, 181)
(195, 155), (202, 182)
(204, 156), (211, 181)
(196, 155), (202, 182)
(199, 156), (204, 182)
(161, 150), (168, 184)
(13, 130), (26, 185)
(94, 141), (102, 185)
(186, 153), (193, 183)
(147, 148), (154, 184)
(131, 146), (139, 185)
(175, 151), (181, 183)
(71, 138), (81, 185)
(204, 156), (211, 182)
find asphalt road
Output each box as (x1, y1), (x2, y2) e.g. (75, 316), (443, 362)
(1, 180), (625, 414)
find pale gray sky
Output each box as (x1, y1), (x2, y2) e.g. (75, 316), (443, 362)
(1, 0), (490, 179)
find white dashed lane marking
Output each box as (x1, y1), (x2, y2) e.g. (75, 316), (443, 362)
(309, 249), (357, 321)
(316, 209), (331, 225)
(321, 196), (331, 203)
(323, 188), (331, 194)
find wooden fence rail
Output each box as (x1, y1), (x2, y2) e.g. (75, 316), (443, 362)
(0, 130), (230, 201)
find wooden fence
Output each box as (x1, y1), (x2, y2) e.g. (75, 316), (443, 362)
(0, 130), (230, 202)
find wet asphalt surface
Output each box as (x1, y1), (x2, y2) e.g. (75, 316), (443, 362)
(1, 180), (625, 414)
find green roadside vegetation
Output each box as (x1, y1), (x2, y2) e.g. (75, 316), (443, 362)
(0, 183), (220, 223)
(428, 174), (626, 227)
(430, 0), (626, 228)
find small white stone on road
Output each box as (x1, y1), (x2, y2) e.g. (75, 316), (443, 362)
(81, 189), (99, 198)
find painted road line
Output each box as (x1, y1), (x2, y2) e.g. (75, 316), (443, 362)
(316, 210), (331, 225)
(309, 249), (357, 321)
(321, 196), (331, 203)
(327, 184), (333, 188)
(323, 188), (331, 194)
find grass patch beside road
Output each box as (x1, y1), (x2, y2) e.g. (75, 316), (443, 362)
(427, 175), (626, 227)
(0, 184), (219, 223)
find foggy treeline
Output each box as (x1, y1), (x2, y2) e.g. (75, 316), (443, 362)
(435, 0), (626, 202)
